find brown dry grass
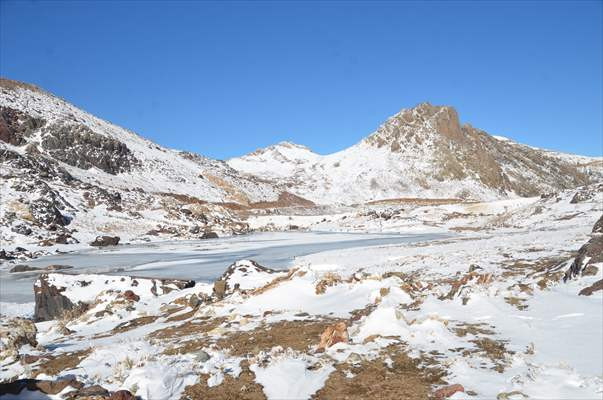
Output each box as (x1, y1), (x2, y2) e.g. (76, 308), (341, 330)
(33, 349), (91, 377)
(313, 347), (445, 400)
(215, 319), (339, 357)
(181, 360), (266, 400)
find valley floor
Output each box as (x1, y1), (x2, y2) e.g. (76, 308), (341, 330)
(1, 185), (602, 399)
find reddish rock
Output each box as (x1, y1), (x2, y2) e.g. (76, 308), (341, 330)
(434, 384), (465, 399)
(122, 290), (140, 302)
(318, 322), (348, 351)
(110, 389), (135, 400)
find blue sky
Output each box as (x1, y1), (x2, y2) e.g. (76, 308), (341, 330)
(1, 1), (601, 159)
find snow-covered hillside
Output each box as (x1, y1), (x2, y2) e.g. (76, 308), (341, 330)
(229, 103), (601, 204)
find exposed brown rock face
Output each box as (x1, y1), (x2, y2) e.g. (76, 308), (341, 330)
(434, 383), (465, 399)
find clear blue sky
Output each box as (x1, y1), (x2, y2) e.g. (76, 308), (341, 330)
(1, 1), (601, 159)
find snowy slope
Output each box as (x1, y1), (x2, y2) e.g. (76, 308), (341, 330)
(229, 103), (602, 204)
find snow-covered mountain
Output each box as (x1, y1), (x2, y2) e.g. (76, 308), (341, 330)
(229, 103), (601, 204)
(0, 78), (307, 248)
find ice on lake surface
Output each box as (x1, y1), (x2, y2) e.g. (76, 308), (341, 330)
(0, 231), (448, 303)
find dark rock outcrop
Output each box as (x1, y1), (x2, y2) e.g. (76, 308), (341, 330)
(0, 106), (45, 146)
(579, 279), (603, 296)
(90, 235), (120, 247)
(41, 123), (139, 175)
(564, 235), (603, 282)
(201, 231), (219, 239)
(592, 214), (603, 234)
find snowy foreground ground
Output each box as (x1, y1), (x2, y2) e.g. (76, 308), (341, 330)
(1, 185), (602, 399)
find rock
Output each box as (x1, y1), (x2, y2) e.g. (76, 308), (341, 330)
(434, 384), (465, 399)
(192, 350), (211, 362)
(90, 235), (120, 247)
(579, 279), (603, 296)
(213, 279), (227, 299)
(0, 318), (38, 361)
(592, 214), (603, 234)
(110, 389), (135, 400)
(564, 235), (603, 281)
(0, 249), (15, 260)
(318, 322), (348, 351)
(201, 231), (219, 239)
(189, 225), (201, 234)
(122, 290), (140, 302)
(0, 378), (82, 396)
(9, 264), (41, 273)
(11, 224), (32, 236)
(34, 273), (79, 322)
(65, 384), (109, 399)
(188, 293), (200, 308)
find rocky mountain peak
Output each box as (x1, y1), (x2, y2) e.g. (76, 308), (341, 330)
(364, 102), (464, 151)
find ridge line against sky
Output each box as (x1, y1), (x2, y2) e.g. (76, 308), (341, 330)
(1, 0), (601, 159)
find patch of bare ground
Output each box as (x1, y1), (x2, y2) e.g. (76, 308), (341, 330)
(313, 346), (445, 400)
(150, 316), (227, 340)
(181, 360), (266, 400)
(215, 319), (341, 357)
(452, 323), (496, 337)
(33, 349), (91, 377)
(110, 316), (159, 334)
(464, 338), (513, 373)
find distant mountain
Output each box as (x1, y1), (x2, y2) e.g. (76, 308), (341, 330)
(228, 102), (601, 204)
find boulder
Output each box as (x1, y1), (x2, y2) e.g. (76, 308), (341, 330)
(0, 318), (38, 361)
(564, 235), (603, 281)
(110, 390), (135, 400)
(11, 224), (32, 236)
(201, 231), (219, 239)
(90, 235), (120, 247)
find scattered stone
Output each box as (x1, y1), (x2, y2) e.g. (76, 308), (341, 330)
(318, 322), (348, 351)
(0, 378), (83, 396)
(90, 235), (120, 247)
(66, 384), (109, 399)
(0, 249), (15, 260)
(434, 383), (465, 399)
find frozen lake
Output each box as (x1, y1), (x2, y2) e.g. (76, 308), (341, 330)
(0, 231), (447, 303)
